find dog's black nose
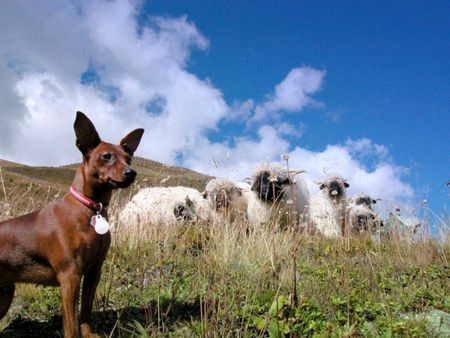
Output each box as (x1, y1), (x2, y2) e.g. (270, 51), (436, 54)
(123, 168), (136, 179)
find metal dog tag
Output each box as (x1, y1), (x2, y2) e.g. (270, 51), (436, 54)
(90, 214), (110, 235)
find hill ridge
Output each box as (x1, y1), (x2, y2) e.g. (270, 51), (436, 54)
(0, 157), (211, 213)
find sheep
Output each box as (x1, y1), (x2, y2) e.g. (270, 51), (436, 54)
(309, 175), (349, 237)
(345, 193), (383, 236)
(239, 180), (272, 228)
(383, 212), (422, 241)
(247, 162), (310, 228)
(202, 178), (248, 223)
(118, 186), (212, 233)
(349, 192), (378, 211)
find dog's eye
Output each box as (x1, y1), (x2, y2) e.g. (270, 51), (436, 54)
(102, 153), (112, 162)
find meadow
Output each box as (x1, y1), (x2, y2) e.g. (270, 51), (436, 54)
(0, 160), (448, 337)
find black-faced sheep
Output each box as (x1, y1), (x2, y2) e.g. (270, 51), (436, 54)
(345, 193), (383, 236)
(309, 175), (349, 237)
(349, 192), (378, 210)
(247, 162), (310, 228)
(202, 178), (248, 222)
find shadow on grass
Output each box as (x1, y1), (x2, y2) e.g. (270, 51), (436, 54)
(1, 298), (201, 337)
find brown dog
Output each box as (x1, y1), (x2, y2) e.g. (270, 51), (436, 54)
(0, 112), (144, 337)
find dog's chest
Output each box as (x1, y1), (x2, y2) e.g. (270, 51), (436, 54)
(77, 228), (111, 272)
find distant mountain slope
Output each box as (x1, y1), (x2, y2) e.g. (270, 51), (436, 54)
(0, 157), (211, 217)
(0, 159), (27, 168)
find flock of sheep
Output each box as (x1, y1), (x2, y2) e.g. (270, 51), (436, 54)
(119, 162), (417, 239)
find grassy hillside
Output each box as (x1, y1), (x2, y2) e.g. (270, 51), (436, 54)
(0, 157), (211, 218)
(0, 158), (448, 337)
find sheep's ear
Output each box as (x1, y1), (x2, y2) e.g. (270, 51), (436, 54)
(202, 191), (208, 199)
(251, 180), (260, 192)
(280, 177), (292, 186)
(244, 177), (252, 184)
(185, 195), (194, 207)
(121, 128), (145, 156)
(319, 183), (325, 190)
(372, 199), (377, 204)
(74, 111), (101, 156)
(344, 182), (350, 188)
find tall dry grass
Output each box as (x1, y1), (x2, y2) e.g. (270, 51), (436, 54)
(0, 180), (449, 337)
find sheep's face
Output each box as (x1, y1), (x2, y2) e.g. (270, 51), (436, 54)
(173, 196), (196, 221)
(213, 188), (241, 211)
(214, 190), (229, 210)
(204, 186), (242, 211)
(320, 178), (349, 201)
(351, 211), (383, 234)
(251, 171), (291, 203)
(356, 213), (373, 232)
(354, 195), (376, 209)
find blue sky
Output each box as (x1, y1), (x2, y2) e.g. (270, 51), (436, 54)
(0, 0), (448, 226)
(145, 0), (450, 214)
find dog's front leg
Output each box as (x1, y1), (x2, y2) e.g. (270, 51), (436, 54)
(59, 270), (81, 338)
(80, 247), (109, 338)
(0, 284), (15, 320)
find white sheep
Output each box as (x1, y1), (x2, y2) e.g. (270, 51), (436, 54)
(345, 203), (383, 236)
(348, 192), (378, 211)
(118, 186), (212, 232)
(246, 162), (310, 228)
(309, 175), (349, 237)
(383, 212), (422, 241)
(237, 180), (271, 228)
(345, 193), (383, 236)
(202, 177), (248, 223)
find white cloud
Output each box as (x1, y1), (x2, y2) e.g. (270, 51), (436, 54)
(0, 0), (415, 213)
(288, 143), (414, 215)
(325, 109), (345, 123)
(0, 0), (225, 165)
(227, 99), (254, 121)
(345, 138), (389, 160)
(252, 67), (325, 122)
(275, 122), (306, 138)
(185, 125), (290, 179)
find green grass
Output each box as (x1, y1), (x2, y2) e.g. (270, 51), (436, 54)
(1, 214), (448, 337)
(0, 160), (448, 337)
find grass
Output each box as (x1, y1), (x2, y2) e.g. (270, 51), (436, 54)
(0, 161), (449, 337)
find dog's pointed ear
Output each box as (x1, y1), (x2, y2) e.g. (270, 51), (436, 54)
(120, 128), (144, 156)
(74, 111), (101, 156)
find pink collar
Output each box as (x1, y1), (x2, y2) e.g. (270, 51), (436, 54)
(69, 186), (103, 213)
